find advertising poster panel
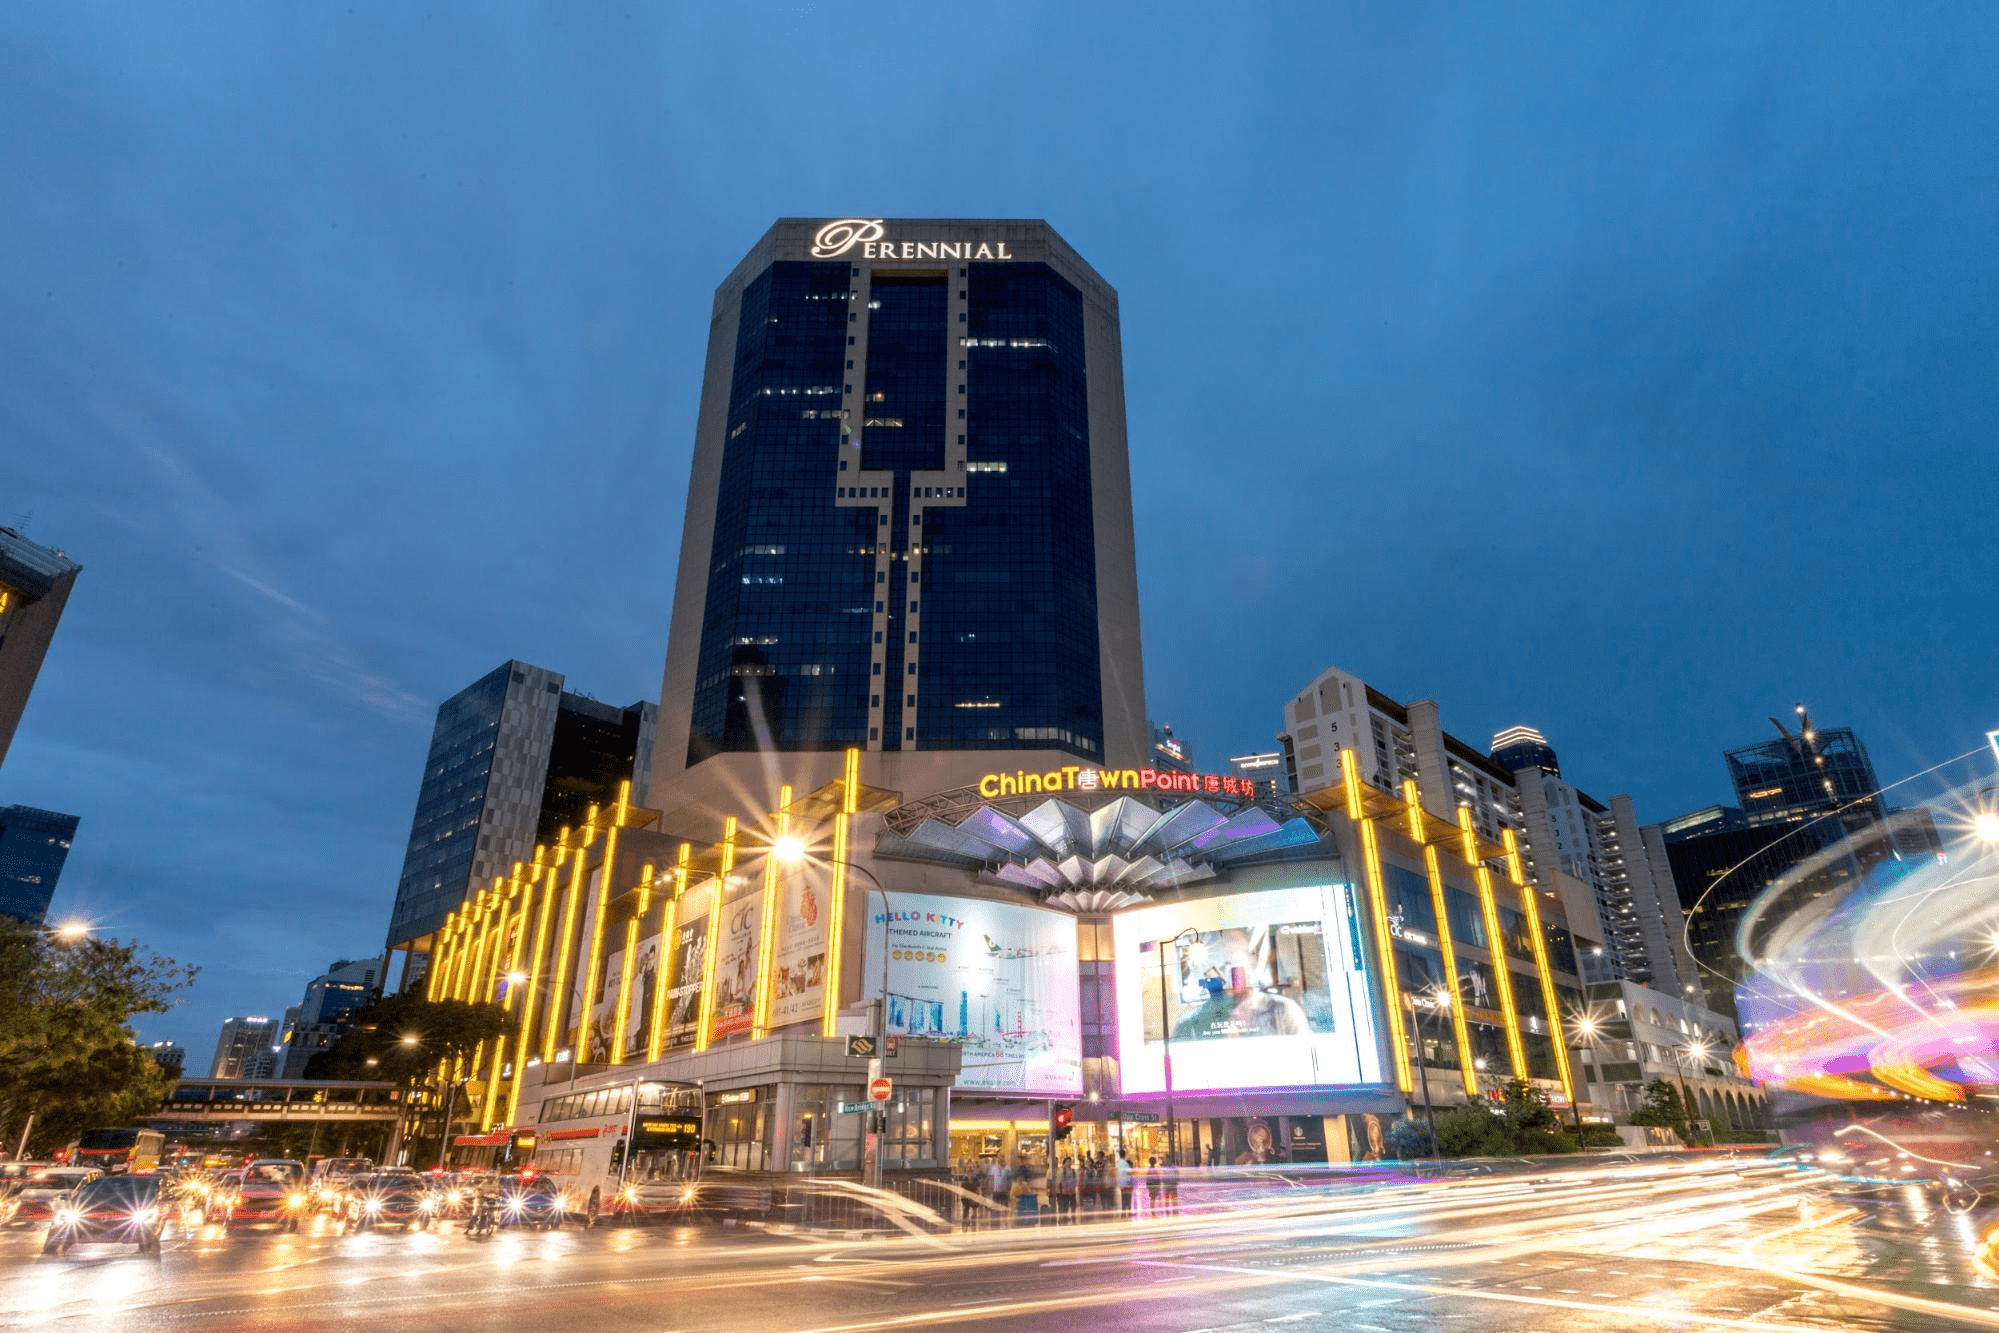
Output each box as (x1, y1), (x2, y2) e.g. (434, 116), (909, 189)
(1112, 884), (1384, 1094)
(663, 916), (706, 1050)
(582, 949), (620, 1064)
(705, 888), (762, 1044)
(862, 892), (1082, 1094)
(769, 862), (830, 1029)
(622, 935), (660, 1061)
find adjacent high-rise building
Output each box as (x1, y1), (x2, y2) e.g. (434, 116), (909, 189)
(382, 661), (656, 978)
(1148, 721), (1193, 773)
(210, 1016), (279, 1080)
(0, 805), (79, 925)
(1487, 728), (1695, 995)
(143, 1041), (186, 1077)
(649, 218), (1146, 831)
(0, 527), (81, 772)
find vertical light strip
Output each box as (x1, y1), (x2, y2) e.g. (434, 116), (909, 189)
(1405, 780), (1478, 1096)
(1502, 827), (1577, 1105)
(426, 912), (456, 1001)
(478, 865), (534, 1128)
(577, 813), (623, 1063)
(1458, 806), (1527, 1079)
(822, 747), (859, 1037)
(649, 843), (690, 1062)
(544, 816), (597, 1061)
(695, 816), (738, 1052)
(610, 863), (653, 1066)
(1340, 749), (1411, 1093)
(752, 785), (793, 1038)
(507, 847), (562, 1128)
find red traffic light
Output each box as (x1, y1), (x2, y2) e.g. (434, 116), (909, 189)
(1053, 1105), (1073, 1129)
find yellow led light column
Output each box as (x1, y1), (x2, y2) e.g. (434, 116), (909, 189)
(752, 785), (793, 1038)
(479, 866), (537, 1127)
(609, 863), (654, 1066)
(576, 797), (626, 1064)
(1403, 781), (1479, 1096)
(648, 843), (690, 1062)
(506, 848), (563, 1128)
(544, 817), (597, 1061)
(1501, 828), (1578, 1106)
(695, 816), (738, 1052)
(1340, 749), (1411, 1093)
(1458, 807), (1527, 1079)
(822, 747), (860, 1037)
(426, 912), (458, 1001)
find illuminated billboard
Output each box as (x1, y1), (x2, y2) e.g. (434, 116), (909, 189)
(1112, 884), (1385, 1094)
(862, 892), (1082, 1095)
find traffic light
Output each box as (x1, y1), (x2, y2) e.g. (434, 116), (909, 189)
(1052, 1102), (1074, 1141)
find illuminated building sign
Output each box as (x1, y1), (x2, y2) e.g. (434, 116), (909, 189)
(811, 218), (1015, 262)
(976, 766), (1260, 801)
(712, 1088), (758, 1105)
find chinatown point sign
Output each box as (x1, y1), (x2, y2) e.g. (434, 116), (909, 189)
(811, 218), (1014, 262)
(977, 766), (1259, 800)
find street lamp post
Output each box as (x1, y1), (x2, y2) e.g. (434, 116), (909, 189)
(1155, 928), (1198, 1167)
(1568, 1014), (1600, 1150)
(1674, 1040), (1712, 1146)
(776, 841), (894, 1189)
(1411, 988), (1453, 1166)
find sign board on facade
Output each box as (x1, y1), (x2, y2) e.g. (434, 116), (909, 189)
(868, 1077), (893, 1102)
(977, 766), (1262, 801)
(712, 1088), (758, 1106)
(846, 1035), (877, 1058)
(810, 218), (1015, 262)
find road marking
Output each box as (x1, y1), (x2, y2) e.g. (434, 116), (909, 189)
(1264, 1315), (1318, 1323)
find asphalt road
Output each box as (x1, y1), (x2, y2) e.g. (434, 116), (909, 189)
(3, 1157), (1997, 1331)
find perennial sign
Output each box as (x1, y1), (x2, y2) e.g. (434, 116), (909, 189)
(976, 766), (1261, 800)
(811, 218), (1015, 262)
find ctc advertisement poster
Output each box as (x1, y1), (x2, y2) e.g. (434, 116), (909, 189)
(1112, 884), (1385, 1093)
(862, 892), (1082, 1095)
(706, 887), (762, 1043)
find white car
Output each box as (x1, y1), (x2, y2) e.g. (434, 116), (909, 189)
(7, 1169), (102, 1226)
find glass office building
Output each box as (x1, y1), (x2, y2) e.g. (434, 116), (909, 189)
(384, 661), (656, 964)
(657, 219), (1146, 788)
(0, 804), (79, 925)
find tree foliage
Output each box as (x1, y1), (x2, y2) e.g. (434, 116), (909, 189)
(303, 993), (511, 1083)
(1629, 1078), (1692, 1143)
(0, 918), (197, 1155)
(1406, 1080), (1586, 1159)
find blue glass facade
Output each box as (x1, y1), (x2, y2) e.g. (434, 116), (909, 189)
(689, 261), (874, 760)
(0, 804), (78, 925)
(687, 254), (1106, 764)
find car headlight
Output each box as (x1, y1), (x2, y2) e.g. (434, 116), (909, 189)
(504, 1198), (525, 1215)
(420, 1196), (438, 1211)
(287, 1193), (306, 1209)
(680, 1186), (698, 1204)
(364, 1198), (381, 1213)
(54, 1206), (81, 1228)
(619, 1186), (637, 1203)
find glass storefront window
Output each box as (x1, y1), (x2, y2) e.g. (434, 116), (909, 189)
(707, 1094), (769, 1171)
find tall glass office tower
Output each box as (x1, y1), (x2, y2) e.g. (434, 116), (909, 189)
(655, 219), (1146, 791)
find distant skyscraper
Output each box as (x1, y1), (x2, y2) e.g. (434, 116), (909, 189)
(651, 217), (1147, 803)
(279, 957), (381, 1077)
(0, 527), (81, 771)
(383, 662), (656, 975)
(1727, 707), (1883, 833)
(1491, 725), (1561, 777)
(210, 1016), (279, 1079)
(1228, 750), (1284, 802)
(143, 1041), (185, 1077)
(1149, 721), (1193, 773)
(0, 805), (79, 925)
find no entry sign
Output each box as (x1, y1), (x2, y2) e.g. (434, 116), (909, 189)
(868, 1077), (893, 1102)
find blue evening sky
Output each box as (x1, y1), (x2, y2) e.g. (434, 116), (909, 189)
(4, 4), (1995, 1054)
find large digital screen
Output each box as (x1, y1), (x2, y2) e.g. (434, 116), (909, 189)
(862, 892), (1082, 1095)
(1112, 884), (1385, 1094)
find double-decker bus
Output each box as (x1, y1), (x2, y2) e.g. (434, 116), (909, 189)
(525, 1080), (704, 1223)
(69, 1127), (166, 1174)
